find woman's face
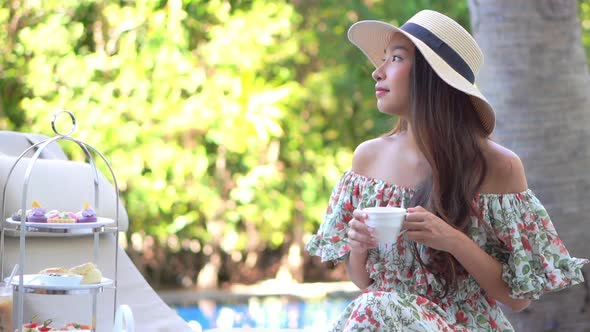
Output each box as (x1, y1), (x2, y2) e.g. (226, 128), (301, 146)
(372, 33), (415, 117)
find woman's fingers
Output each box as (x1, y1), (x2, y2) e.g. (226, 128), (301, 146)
(404, 230), (427, 243)
(348, 220), (376, 242)
(407, 205), (427, 213)
(352, 209), (367, 222)
(348, 217), (378, 250)
(404, 211), (430, 222)
(403, 220), (427, 231)
(350, 210), (373, 235)
(349, 209), (384, 250)
(403, 210), (429, 233)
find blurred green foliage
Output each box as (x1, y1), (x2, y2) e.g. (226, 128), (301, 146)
(580, 0), (590, 58)
(0, 0), (588, 284)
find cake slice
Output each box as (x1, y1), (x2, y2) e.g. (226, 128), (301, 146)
(69, 262), (102, 284)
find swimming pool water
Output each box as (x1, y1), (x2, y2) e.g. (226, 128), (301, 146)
(173, 295), (353, 330)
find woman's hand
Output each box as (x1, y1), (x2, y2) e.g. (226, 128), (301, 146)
(403, 206), (466, 252)
(348, 209), (379, 253)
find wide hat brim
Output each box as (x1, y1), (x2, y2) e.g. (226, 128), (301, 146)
(348, 20), (496, 135)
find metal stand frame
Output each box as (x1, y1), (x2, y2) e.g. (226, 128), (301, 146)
(0, 110), (120, 332)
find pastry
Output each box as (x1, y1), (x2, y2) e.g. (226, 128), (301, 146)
(69, 262), (102, 284)
(11, 209), (23, 221)
(38, 263), (103, 285)
(22, 321), (40, 332)
(27, 201), (47, 223)
(23, 318), (54, 332)
(68, 262), (95, 275)
(47, 211), (77, 224)
(80, 268), (102, 285)
(76, 202), (97, 223)
(11, 208), (34, 221)
(39, 267), (69, 275)
(59, 322), (91, 331)
(37, 324), (54, 332)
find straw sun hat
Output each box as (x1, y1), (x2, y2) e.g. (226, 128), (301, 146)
(348, 10), (495, 135)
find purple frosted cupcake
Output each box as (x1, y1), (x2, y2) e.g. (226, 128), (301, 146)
(27, 201), (47, 223)
(77, 202), (97, 223)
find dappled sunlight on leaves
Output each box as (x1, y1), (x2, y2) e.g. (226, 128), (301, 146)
(1, 0), (545, 289)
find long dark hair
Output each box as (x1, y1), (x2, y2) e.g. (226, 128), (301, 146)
(388, 50), (488, 297)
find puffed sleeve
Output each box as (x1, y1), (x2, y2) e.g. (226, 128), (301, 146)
(484, 190), (588, 300)
(305, 170), (360, 264)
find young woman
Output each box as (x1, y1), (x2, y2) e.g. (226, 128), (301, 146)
(306, 10), (588, 331)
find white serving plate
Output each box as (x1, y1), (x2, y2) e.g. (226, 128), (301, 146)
(5, 274), (113, 290)
(36, 273), (84, 287)
(6, 217), (114, 229)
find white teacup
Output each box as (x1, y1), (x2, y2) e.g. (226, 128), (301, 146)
(363, 207), (407, 244)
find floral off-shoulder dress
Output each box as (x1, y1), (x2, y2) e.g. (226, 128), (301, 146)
(306, 170), (588, 332)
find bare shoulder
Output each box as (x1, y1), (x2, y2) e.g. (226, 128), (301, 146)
(352, 136), (403, 174)
(352, 137), (383, 174)
(482, 140), (528, 194)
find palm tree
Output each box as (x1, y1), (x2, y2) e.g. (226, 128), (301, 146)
(467, 0), (590, 330)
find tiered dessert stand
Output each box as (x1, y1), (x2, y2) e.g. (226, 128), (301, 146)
(0, 110), (120, 331)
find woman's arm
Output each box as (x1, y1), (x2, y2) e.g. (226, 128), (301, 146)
(345, 210), (378, 290)
(405, 207), (531, 312)
(346, 250), (372, 290)
(405, 151), (532, 311)
(448, 232), (531, 312)
(450, 150), (530, 311)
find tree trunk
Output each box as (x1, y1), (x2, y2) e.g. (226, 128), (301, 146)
(468, 0), (590, 330)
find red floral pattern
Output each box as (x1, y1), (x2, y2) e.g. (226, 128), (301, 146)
(306, 170), (588, 331)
